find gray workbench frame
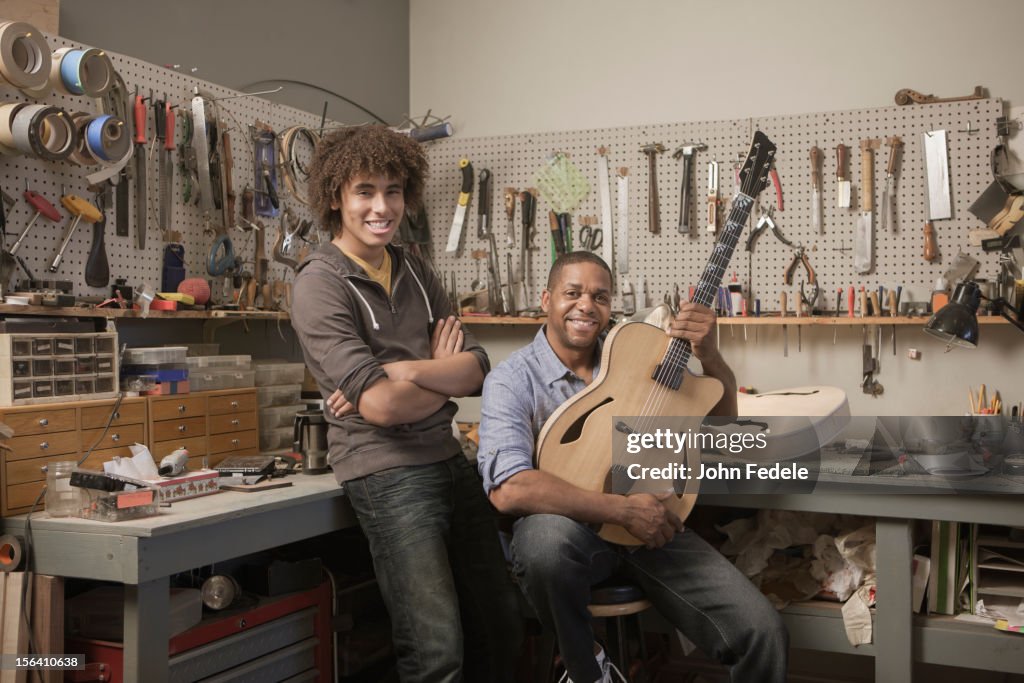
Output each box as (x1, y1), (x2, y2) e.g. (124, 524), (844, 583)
(3, 478), (1022, 682)
(1, 476), (353, 682)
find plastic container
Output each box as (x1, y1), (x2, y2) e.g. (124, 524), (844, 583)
(257, 383), (302, 408)
(95, 356), (115, 374)
(32, 339), (53, 355)
(185, 355), (252, 370)
(259, 403), (307, 429)
(32, 379), (53, 397)
(94, 375), (115, 393)
(167, 343), (220, 357)
(95, 336), (116, 355)
(254, 360), (305, 386)
(75, 337), (94, 355)
(32, 359), (53, 376)
(55, 377), (76, 396)
(122, 375), (158, 392)
(77, 485), (160, 522)
(54, 358), (75, 375)
(189, 369), (256, 392)
(12, 380), (31, 400)
(12, 338), (32, 356)
(54, 338), (75, 355)
(74, 377), (94, 394)
(122, 346), (187, 365)
(45, 461), (81, 517)
(12, 359), (30, 377)
(259, 426), (295, 452)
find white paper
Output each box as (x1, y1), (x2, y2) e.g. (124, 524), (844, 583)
(129, 443), (161, 478)
(923, 130), (952, 220)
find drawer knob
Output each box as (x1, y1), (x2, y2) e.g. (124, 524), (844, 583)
(111, 434), (120, 442)
(230, 401), (239, 408)
(231, 419), (240, 426)
(178, 404), (186, 413)
(178, 425), (188, 433)
(38, 418), (48, 426)
(112, 411), (120, 420)
(39, 441), (48, 450)
(231, 438), (239, 446)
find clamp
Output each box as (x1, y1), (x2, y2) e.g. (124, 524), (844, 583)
(207, 233), (240, 276)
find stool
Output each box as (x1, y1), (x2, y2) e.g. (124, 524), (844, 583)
(587, 581), (652, 680)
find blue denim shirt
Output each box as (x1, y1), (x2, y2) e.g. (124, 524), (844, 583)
(477, 326), (603, 495)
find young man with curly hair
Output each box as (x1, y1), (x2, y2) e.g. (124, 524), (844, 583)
(291, 125), (522, 682)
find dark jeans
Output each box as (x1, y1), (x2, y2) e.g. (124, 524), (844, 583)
(511, 514), (788, 683)
(345, 455), (523, 683)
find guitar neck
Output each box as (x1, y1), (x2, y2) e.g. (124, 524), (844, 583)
(664, 192), (756, 372)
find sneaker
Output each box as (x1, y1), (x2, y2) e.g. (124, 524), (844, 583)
(557, 646), (628, 683)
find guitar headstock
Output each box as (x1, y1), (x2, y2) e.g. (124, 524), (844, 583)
(738, 131), (777, 199)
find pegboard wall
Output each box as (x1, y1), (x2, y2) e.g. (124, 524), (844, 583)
(1, 31), (327, 296)
(423, 99), (1006, 313)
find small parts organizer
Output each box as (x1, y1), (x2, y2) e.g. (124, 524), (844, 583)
(0, 332), (118, 405)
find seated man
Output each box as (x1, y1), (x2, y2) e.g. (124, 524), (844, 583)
(478, 251), (787, 682)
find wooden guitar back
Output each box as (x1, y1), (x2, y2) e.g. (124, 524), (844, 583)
(536, 322), (723, 546)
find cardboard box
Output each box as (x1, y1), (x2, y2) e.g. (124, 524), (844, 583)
(149, 469), (220, 504)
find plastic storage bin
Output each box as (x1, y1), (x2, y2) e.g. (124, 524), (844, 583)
(185, 355), (252, 370)
(254, 360), (305, 386)
(259, 404), (307, 429)
(123, 346), (187, 365)
(257, 384), (302, 408)
(189, 369), (256, 392)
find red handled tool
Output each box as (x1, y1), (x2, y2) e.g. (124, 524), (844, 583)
(10, 188), (61, 255)
(133, 88), (148, 249)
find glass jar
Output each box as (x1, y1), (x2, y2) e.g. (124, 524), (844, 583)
(44, 461), (80, 517)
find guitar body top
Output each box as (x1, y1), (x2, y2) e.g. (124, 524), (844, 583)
(536, 321), (724, 546)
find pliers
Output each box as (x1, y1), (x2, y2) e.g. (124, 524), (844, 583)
(745, 205), (793, 252)
(784, 247), (815, 287)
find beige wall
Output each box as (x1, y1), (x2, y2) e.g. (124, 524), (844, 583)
(409, 0), (1024, 420)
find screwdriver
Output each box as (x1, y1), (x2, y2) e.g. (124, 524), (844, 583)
(11, 187), (61, 255)
(780, 291), (788, 357)
(50, 195), (102, 272)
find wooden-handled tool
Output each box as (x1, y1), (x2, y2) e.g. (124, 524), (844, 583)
(810, 146), (823, 233)
(641, 143), (665, 233)
(836, 144), (851, 208)
(855, 139), (880, 273)
(923, 221), (937, 262)
(50, 194), (102, 273)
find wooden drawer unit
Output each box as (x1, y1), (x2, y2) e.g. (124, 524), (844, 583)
(151, 435), (208, 460)
(0, 397), (147, 516)
(209, 430), (258, 455)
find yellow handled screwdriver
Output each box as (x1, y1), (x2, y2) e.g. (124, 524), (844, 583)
(49, 194), (102, 272)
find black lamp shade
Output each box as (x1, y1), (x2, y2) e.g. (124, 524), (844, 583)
(924, 281), (981, 348)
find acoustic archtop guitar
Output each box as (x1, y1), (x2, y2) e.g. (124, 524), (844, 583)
(536, 131), (777, 546)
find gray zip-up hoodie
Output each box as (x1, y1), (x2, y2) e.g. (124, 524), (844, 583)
(291, 243), (489, 484)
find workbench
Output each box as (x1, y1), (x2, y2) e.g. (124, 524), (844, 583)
(0, 474), (353, 683)
(3, 474), (1022, 682)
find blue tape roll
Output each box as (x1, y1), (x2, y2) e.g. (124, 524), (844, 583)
(85, 114), (113, 162)
(59, 49), (85, 95)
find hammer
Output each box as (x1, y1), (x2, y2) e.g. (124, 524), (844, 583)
(640, 143), (665, 233)
(673, 142), (706, 234)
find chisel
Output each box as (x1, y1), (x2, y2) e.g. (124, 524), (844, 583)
(810, 146), (823, 233)
(477, 168), (491, 238)
(836, 144), (851, 208)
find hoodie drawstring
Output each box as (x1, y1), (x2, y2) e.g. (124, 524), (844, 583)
(345, 280), (380, 330)
(405, 262), (435, 324)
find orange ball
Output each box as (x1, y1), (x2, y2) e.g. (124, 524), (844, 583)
(178, 278), (211, 305)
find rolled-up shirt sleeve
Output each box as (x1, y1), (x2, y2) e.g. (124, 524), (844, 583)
(477, 366), (536, 495)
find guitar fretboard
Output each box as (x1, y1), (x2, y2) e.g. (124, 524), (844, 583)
(661, 192), (756, 375)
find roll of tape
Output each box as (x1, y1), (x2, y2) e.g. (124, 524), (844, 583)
(0, 534), (25, 573)
(0, 102), (28, 154)
(11, 104), (77, 161)
(0, 21), (51, 90)
(69, 111), (97, 166)
(58, 47), (113, 97)
(86, 114), (128, 162)
(49, 46), (74, 95)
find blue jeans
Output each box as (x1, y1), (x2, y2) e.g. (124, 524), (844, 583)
(511, 515), (788, 683)
(345, 455), (522, 683)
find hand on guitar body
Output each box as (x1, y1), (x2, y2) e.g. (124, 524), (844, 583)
(325, 315), (472, 421)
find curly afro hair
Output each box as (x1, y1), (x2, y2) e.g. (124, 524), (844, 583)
(308, 125), (429, 237)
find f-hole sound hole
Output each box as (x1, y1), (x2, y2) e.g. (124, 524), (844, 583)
(559, 397), (614, 445)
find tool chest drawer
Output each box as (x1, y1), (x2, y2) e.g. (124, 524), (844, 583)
(1, 407), (76, 435)
(208, 391), (258, 415)
(150, 395), (206, 421)
(209, 430), (258, 455)
(151, 416), (206, 443)
(208, 411), (258, 435)
(81, 400), (146, 429)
